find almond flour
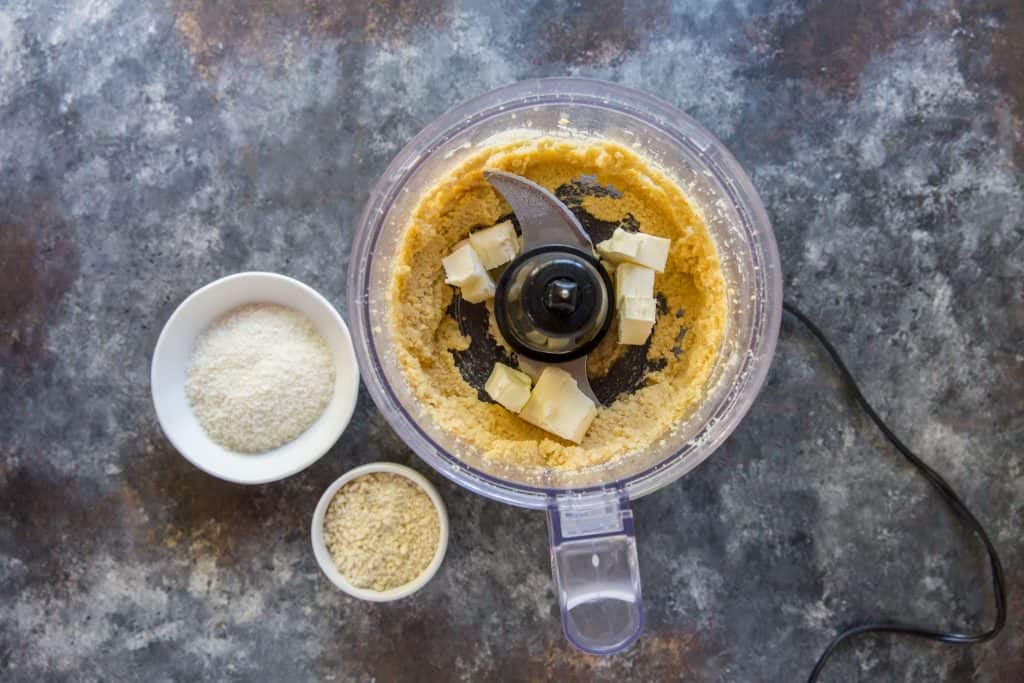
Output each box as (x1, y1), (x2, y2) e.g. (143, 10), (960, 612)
(323, 473), (440, 592)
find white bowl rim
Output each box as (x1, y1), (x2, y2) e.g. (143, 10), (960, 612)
(310, 462), (450, 602)
(150, 271), (359, 484)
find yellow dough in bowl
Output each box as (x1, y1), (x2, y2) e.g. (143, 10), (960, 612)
(388, 134), (727, 470)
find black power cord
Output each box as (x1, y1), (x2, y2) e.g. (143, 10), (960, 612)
(782, 302), (1008, 682)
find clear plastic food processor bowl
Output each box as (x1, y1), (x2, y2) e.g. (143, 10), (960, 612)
(348, 78), (782, 654)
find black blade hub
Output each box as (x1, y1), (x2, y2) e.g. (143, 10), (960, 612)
(494, 245), (614, 363)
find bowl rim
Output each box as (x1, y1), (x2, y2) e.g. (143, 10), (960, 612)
(150, 271), (359, 484)
(310, 462), (450, 601)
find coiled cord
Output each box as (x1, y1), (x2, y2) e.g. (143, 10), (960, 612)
(781, 301), (1008, 682)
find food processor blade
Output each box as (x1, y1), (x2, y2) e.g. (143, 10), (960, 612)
(486, 170), (614, 401)
(484, 170), (593, 251)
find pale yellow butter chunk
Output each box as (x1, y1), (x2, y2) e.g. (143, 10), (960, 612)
(469, 220), (519, 270)
(442, 242), (495, 303)
(618, 295), (657, 345)
(484, 362), (532, 413)
(597, 228), (671, 272)
(519, 366), (597, 444)
(615, 262), (655, 303)
(461, 276), (497, 304)
(596, 228), (639, 262)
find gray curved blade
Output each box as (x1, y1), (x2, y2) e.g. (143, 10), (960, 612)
(484, 170), (600, 405)
(484, 170), (593, 252)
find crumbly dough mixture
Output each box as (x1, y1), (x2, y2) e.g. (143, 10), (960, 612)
(388, 135), (727, 470)
(324, 473), (440, 592)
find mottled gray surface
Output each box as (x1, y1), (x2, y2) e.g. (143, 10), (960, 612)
(1, 0), (1021, 681)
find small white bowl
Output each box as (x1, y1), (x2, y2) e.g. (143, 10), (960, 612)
(151, 272), (359, 484)
(311, 462), (449, 601)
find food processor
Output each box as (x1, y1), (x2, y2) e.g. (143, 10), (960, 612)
(347, 78), (782, 654)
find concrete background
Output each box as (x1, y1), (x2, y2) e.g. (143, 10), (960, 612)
(1, 1), (1021, 680)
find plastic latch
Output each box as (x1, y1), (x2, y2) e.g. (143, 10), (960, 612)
(551, 490), (630, 540)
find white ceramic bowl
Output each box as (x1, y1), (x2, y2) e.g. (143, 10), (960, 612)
(151, 272), (359, 484)
(311, 462), (449, 601)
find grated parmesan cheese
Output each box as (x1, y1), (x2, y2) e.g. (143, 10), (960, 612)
(186, 303), (335, 453)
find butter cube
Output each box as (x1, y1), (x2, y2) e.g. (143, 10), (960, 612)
(442, 242), (495, 303)
(470, 220), (519, 270)
(460, 275), (497, 304)
(596, 228), (640, 262)
(615, 262), (655, 303)
(484, 362), (532, 413)
(597, 228), (671, 273)
(519, 367), (597, 444)
(442, 242), (484, 286)
(618, 296), (657, 345)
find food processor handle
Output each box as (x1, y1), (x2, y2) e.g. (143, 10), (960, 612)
(547, 491), (643, 655)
